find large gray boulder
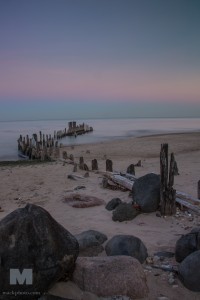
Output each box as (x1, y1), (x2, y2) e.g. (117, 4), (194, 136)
(0, 204), (79, 299)
(75, 230), (107, 256)
(112, 203), (139, 222)
(175, 228), (200, 262)
(132, 173), (160, 213)
(179, 250), (200, 291)
(105, 235), (148, 264)
(73, 256), (148, 299)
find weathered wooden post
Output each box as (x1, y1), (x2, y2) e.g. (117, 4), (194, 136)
(127, 164), (135, 175)
(106, 159), (113, 172)
(198, 180), (200, 200)
(92, 159), (98, 170)
(73, 163), (78, 172)
(62, 151), (68, 160)
(79, 156), (84, 170)
(69, 154), (74, 161)
(160, 144), (176, 216)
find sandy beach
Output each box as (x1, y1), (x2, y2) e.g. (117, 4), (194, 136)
(0, 131), (200, 300)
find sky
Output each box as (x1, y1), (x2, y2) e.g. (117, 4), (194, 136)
(0, 0), (200, 121)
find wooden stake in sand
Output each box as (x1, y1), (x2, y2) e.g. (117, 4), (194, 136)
(160, 144), (176, 216)
(198, 180), (200, 200)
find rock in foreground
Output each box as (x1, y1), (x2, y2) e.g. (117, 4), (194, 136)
(76, 230), (107, 256)
(0, 203), (79, 299)
(105, 235), (148, 264)
(73, 256), (148, 299)
(175, 228), (200, 262)
(179, 250), (200, 291)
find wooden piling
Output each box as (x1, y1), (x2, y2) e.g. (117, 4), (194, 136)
(160, 144), (176, 216)
(92, 159), (98, 170)
(106, 159), (113, 172)
(198, 180), (200, 200)
(127, 164), (135, 175)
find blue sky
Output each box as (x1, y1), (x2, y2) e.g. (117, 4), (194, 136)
(0, 0), (200, 120)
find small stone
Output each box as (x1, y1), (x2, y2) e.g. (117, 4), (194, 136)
(156, 212), (161, 217)
(146, 256), (153, 264)
(153, 255), (160, 263)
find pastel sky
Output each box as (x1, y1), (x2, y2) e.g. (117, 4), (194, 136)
(0, 0), (200, 120)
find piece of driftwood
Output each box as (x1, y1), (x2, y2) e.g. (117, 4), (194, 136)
(109, 174), (134, 191)
(102, 177), (127, 191)
(176, 191), (200, 205)
(67, 174), (84, 180)
(64, 194), (105, 208)
(176, 198), (200, 215)
(151, 264), (178, 273)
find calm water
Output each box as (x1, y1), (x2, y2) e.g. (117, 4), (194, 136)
(0, 118), (199, 161)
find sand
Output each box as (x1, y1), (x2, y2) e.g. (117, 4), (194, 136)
(0, 131), (200, 300)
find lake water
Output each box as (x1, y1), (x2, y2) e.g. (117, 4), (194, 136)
(0, 118), (200, 161)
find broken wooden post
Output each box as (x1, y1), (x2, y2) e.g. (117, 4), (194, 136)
(106, 159), (113, 172)
(127, 164), (135, 175)
(83, 163), (89, 171)
(92, 159), (98, 170)
(160, 144), (176, 216)
(198, 180), (200, 200)
(135, 160), (142, 167)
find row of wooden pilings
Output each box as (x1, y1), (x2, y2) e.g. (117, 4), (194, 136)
(17, 121), (93, 161)
(62, 150), (140, 174)
(18, 132), (61, 160)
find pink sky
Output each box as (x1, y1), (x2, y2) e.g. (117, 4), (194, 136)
(0, 59), (199, 103)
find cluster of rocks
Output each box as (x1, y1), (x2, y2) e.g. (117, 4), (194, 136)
(105, 173), (161, 222)
(0, 204), (148, 300)
(175, 227), (200, 291)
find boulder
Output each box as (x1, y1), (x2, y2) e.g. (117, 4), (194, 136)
(75, 230), (107, 256)
(73, 256), (148, 299)
(0, 204), (79, 299)
(105, 235), (148, 264)
(112, 203), (139, 222)
(179, 250), (200, 291)
(105, 198), (122, 211)
(175, 230), (200, 262)
(132, 173), (160, 213)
